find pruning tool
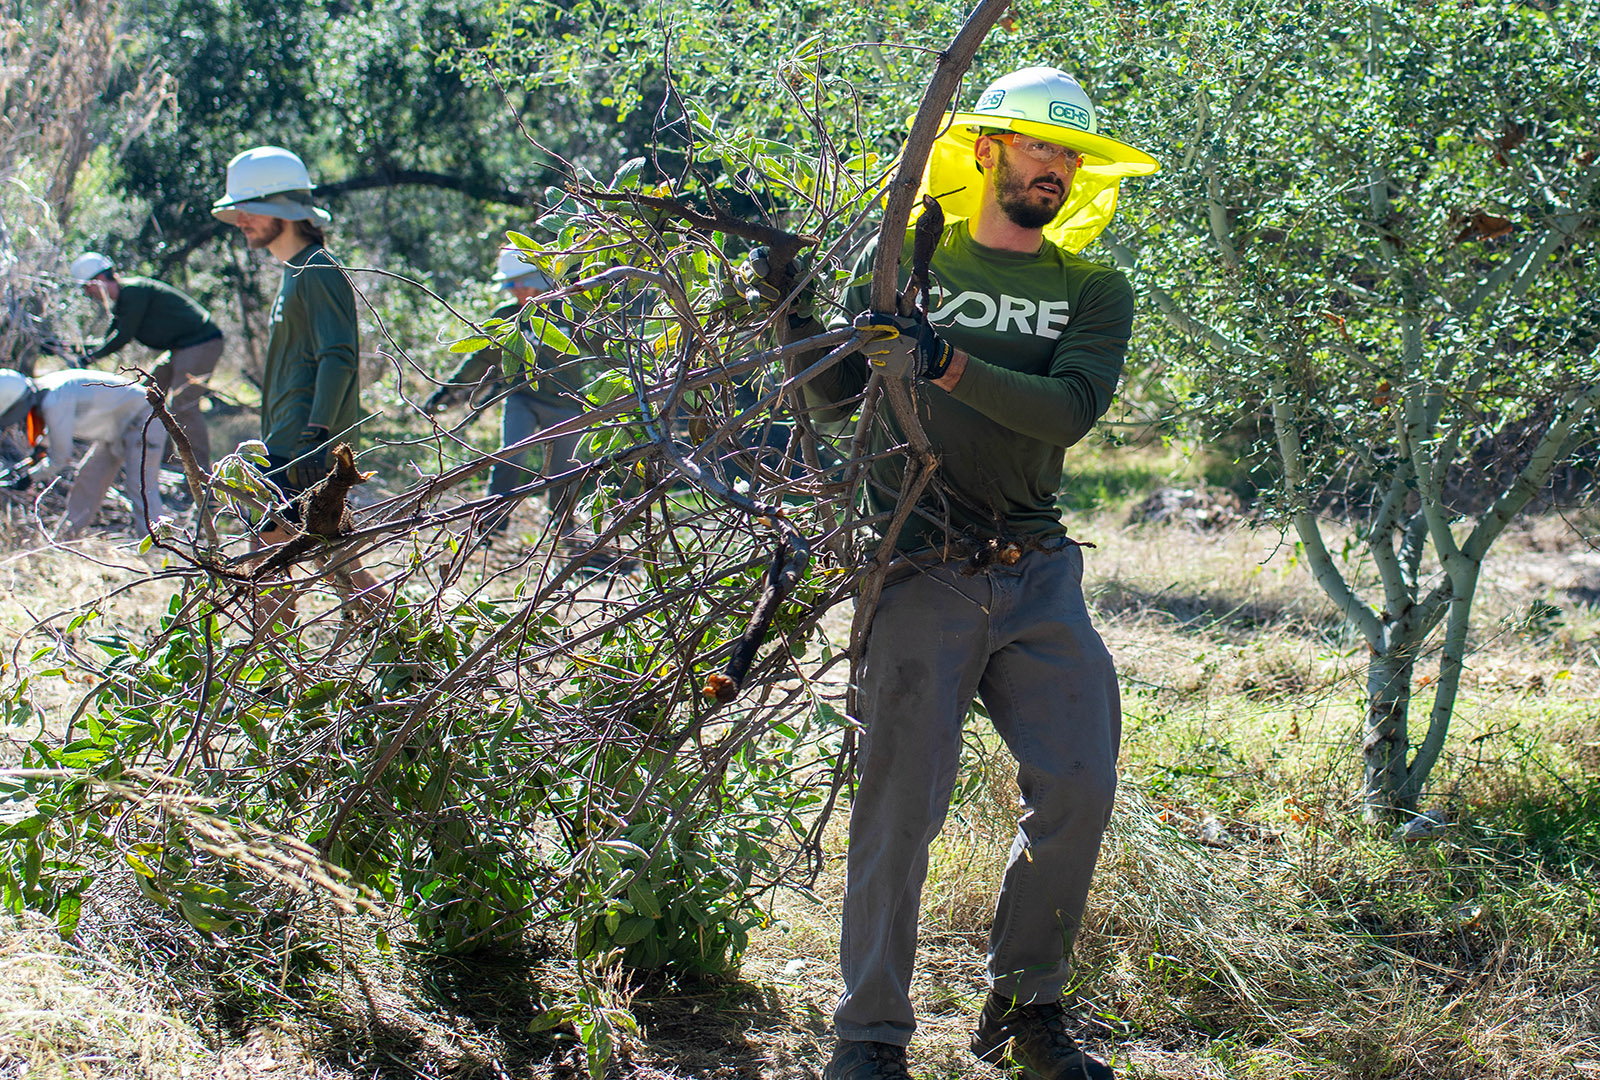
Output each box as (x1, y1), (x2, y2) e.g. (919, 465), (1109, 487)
(0, 445), (46, 490)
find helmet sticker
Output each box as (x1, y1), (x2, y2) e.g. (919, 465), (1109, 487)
(1049, 100), (1091, 129)
(977, 88), (1007, 111)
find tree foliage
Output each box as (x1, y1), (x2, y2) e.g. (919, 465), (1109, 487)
(99, 0), (557, 287)
(0, 0), (167, 370)
(1092, 0), (1600, 815)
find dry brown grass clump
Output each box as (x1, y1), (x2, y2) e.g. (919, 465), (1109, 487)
(0, 913), (209, 1078)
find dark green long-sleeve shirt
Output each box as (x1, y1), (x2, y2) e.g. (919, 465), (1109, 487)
(86, 277), (221, 360)
(806, 220), (1134, 552)
(260, 244), (362, 455)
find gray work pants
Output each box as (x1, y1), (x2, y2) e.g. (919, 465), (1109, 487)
(834, 543), (1122, 1047)
(63, 408), (167, 536)
(485, 390), (584, 535)
(153, 335), (223, 472)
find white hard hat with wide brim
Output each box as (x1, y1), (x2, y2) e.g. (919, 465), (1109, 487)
(211, 191), (332, 226)
(69, 251), (114, 284)
(908, 67), (1160, 253)
(211, 146), (332, 225)
(491, 246), (552, 290)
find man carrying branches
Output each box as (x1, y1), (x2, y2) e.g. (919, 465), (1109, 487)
(751, 67), (1159, 1080)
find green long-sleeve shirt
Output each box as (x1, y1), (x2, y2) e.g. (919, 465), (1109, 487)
(260, 243), (362, 455)
(86, 277), (221, 360)
(806, 220), (1134, 552)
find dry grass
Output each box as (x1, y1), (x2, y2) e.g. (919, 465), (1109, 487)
(0, 517), (183, 735)
(0, 913), (210, 1078)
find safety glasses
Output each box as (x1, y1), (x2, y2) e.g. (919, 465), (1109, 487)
(988, 131), (1084, 168)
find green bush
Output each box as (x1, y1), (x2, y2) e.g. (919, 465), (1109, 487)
(1, 557), (834, 981)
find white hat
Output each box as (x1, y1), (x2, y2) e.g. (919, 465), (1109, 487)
(0, 369), (39, 430)
(912, 67), (1160, 253)
(492, 246), (551, 291)
(211, 146), (332, 225)
(69, 252), (114, 284)
(952, 68), (1158, 171)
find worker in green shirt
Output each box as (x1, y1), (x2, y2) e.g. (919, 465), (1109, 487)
(425, 246), (585, 544)
(66, 253), (224, 471)
(212, 144), (382, 618)
(748, 67), (1160, 1080)
(211, 146), (361, 493)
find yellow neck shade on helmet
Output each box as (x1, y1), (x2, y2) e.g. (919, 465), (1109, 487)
(908, 67), (1160, 253)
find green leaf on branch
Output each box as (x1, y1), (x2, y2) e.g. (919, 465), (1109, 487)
(518, 317), (577, 356)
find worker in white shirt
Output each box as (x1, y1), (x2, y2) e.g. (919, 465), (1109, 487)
(0, 368), (167, 537)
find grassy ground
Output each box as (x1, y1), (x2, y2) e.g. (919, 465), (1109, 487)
(0, 444), (1597, 1078)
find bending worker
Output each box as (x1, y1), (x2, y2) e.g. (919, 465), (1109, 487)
(0, 367), (167, 537)
(211, 145), (382, 609)
(425, 247), (584, 544)
(66, 252), (224, 472)
(753, 68), (1160, 1080)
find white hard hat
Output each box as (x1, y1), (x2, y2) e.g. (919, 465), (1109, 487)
(492, 246), (551, 291)
(951, 67), (1157, 172)
(70, 252), (114, 284)
(211, 146), (332, 225)
(0, 369), (38, 429)
(911, 66), (1160, 254)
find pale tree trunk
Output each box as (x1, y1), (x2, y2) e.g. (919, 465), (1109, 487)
(1362, 645), (1414, 818)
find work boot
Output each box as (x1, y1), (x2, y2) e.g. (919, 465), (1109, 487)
(823, 1039), (915, 1080)
(970, 994), (1114, 1080)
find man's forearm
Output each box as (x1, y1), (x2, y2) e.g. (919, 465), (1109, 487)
(946, 355), (1113, 448)
(87, 329), (127, 360)
(931, 349), (968, 392)
(776, 313), (825, 351)
(785, 315), (871, 423)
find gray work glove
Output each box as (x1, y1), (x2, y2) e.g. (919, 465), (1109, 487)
(852, 310), (955, 380)
(735, 246), (816, 324)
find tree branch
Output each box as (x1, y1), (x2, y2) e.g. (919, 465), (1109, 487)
(1102, 232), (1264, 360)
(1404, 584), (1476, 805)
(155, 221), (225, 275)
(869, 0), (1012, 309)
(1270, 374), (1383, 645)
(1461, 382), (1600, 565)
(317, 168), (548, 207)
(1451, 165), (1596, 324)
(576, 187), (817, 268)
(1368, 460), (1413, 620)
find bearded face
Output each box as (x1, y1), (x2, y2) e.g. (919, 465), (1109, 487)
(235, 212), (286, 250)
(990, 142), (1073, 230)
